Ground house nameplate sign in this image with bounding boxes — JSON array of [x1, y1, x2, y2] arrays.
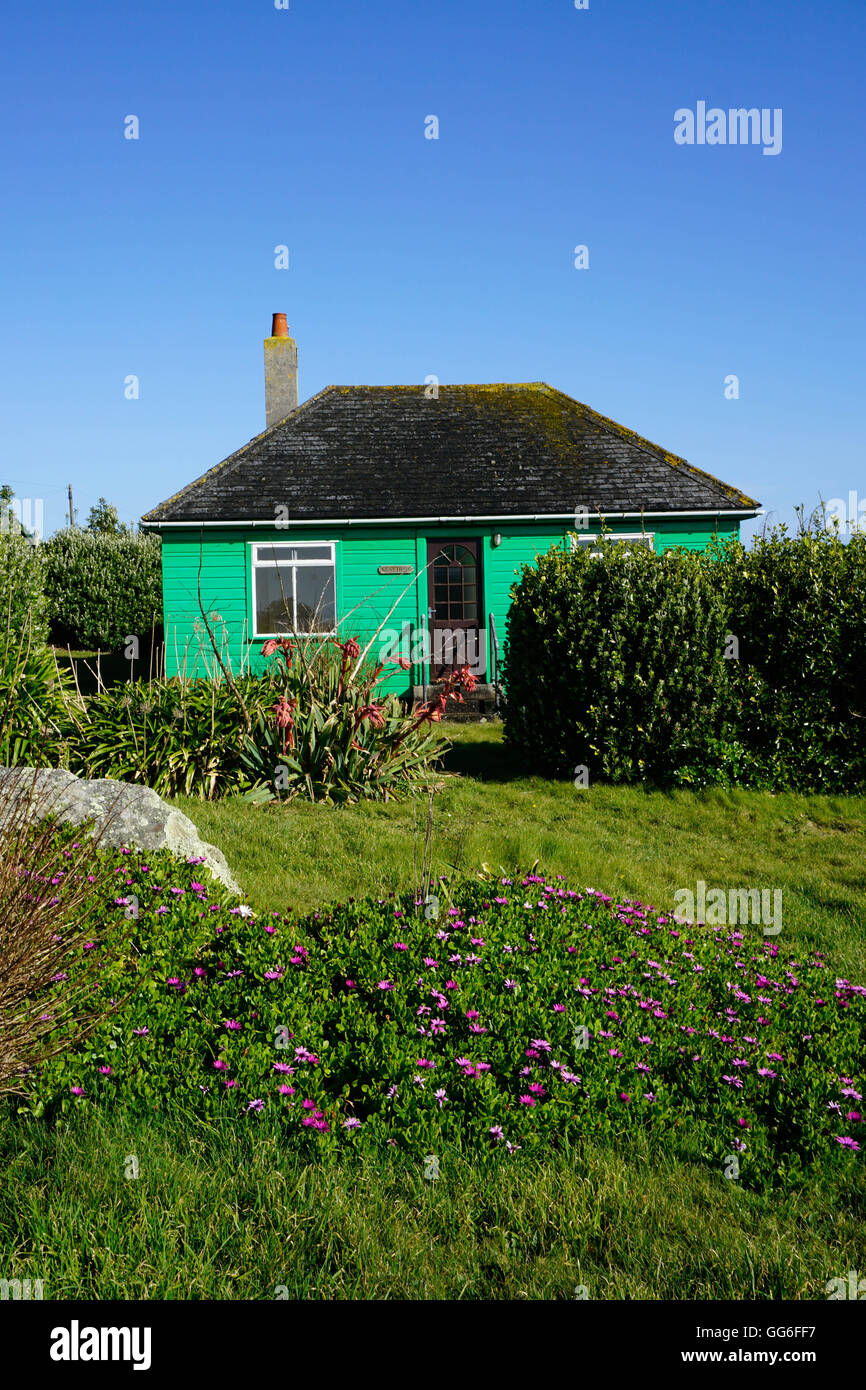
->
[[378, 564, 415, 575]]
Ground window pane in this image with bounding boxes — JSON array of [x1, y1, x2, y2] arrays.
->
[[255, 566, 294, 633], [255, 544, 296, 563], [292, 545, 332, 561], [255, 544, 332, 563], [295, 565, 336, 632]]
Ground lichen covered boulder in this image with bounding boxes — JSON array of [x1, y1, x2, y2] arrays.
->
[[0, 766, 241, 897]]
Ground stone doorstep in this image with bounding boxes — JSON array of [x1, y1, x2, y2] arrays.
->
[[408, 683, 501, 722], [411, 683, 497, 702]]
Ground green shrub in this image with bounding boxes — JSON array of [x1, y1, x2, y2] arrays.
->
[[711, 527, 866, 791], [0, 530, 47, 644], [504, 524, 866, 792], [65, 674, 273, 799], [503, 538, 732, 785], [41, 530, 162, 652], [60, 639, 456, 803], [23, 851, 866, 1192]]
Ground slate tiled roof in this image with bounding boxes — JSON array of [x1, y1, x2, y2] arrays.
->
[[141, 383, 760, 524]]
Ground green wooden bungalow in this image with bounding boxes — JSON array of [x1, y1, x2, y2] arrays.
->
[[141, 316, 761, 705]]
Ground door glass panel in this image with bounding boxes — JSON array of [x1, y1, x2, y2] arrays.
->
[[429, 542, 480, 625]]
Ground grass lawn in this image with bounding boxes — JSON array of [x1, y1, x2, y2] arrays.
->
[[173, 722, 866, 979], [2, 723, 863, 1301], [1, 1107, 861, 1300]]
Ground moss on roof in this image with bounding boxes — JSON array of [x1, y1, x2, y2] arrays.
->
[[142, 382, 760, 524]]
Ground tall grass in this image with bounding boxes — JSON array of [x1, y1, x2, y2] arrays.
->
[[0, 1106, 861, 1299]]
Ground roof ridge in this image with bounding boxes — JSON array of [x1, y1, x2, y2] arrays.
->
[[326, 382, 549, 391]]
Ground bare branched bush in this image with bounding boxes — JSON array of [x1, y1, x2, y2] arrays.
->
[[0, 770, 134, 1097]]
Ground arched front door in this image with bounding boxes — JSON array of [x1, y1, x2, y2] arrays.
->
[[426, 538, 482, 680]]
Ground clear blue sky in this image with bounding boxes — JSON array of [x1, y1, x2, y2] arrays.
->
[[2, 0, 864, 540]]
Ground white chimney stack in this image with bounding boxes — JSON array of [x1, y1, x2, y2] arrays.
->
[[264, 312, 298, 427]]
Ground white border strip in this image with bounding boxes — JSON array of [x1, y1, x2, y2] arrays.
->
[[142, 508, 762, 528]]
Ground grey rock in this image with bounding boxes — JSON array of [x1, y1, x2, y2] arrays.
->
[[0, 766, 242, 899]]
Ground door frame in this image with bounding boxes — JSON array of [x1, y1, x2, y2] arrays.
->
[[425, 536, 484, 683]]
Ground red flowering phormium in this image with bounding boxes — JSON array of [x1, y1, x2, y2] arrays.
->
[[273, 696, 296, 729], [272, 695, 297, 752], [357, 702, 386, 729], [262, 636, 293, 664], [412, 692, 448, 725]]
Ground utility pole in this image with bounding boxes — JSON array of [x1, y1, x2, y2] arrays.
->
[[68, 483, 75, 529]]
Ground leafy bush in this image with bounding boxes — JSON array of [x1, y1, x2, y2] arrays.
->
[[41, 529, 162, 651], [504, 524, 866, 791], [0, 529, 47, 644], [503, 538, 732, 785], [711, 526, 866, 791], [23, 850, 866, 1192], [53, 636, 463, 803], [239, 636, 461, 804]]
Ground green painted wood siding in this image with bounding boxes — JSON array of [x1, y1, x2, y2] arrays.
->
[[159, 517, 741, 687]]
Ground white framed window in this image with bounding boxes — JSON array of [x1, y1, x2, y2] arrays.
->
[[251, 542, 337, 636], [569, 533, 655, 557]]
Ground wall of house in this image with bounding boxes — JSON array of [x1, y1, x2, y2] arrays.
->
[[158, 516, 742, 690]]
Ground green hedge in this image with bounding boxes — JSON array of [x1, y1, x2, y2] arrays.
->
[[0, 530, 47, 644], [41, 530, 162, 652], [714, 527, 866, 790], [503, 526, 866, 792]]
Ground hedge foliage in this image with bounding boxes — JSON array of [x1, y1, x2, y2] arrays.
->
[[503, 524, 866, 792], [0, 529, 47, 644], [41, 530, 162, 651]]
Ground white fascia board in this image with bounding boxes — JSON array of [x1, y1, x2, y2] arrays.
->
[[142, 508, 763, 528]]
